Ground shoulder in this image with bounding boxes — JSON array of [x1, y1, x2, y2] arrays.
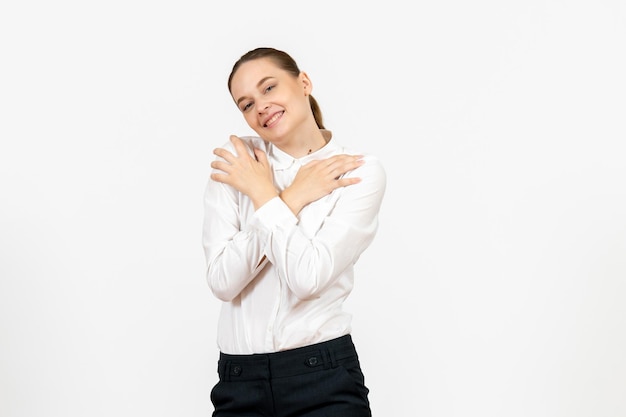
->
[[340, 145, 385, 174], [356, 153, 386, 187], [335, 146, 386, 190], [326, 139, 386, 180]]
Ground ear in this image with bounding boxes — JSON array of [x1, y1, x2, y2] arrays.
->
[[299, 71, 313, 96]]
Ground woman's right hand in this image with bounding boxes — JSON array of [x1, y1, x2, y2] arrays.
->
[[280, 154, 364, 215]]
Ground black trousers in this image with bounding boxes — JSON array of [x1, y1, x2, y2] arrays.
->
[[211, 334, 372, 417]]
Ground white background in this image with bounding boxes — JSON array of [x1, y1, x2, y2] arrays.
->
[[1, 1, 625, 416]]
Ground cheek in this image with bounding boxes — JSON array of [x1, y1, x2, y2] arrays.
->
[[295, 99, 313, 120], [244, 113, 258, 126]]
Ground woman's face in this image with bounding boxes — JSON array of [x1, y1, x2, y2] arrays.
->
[[229, 58, 312, 143]]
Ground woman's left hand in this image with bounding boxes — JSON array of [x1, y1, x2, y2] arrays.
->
[[210, 135, 278, 209]]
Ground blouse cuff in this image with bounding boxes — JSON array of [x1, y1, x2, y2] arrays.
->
[[253, 196, 298, 231]]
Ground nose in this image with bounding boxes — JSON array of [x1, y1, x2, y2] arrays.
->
[[257, 101, 270, 114]]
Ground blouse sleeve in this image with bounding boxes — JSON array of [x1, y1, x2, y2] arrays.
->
[[252, 155, 387, 300], [202, 140, 273, 302]]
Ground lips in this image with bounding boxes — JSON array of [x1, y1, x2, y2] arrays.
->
[[263, 111, 284, 128]]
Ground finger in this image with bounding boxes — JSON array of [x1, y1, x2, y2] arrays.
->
[[230, 135, 252, 158], [254, 148, 269, 164], [211, 160, 231, 173], [336, 177, 362, 187], [334, 155, 364, 167], [324, 154, 363, 170], [345, 158, 365, 172], [213, 147, 235, 162], [327, 158, 364, 178], [210, 172, 229, 184], [329, 154, 363, 163]]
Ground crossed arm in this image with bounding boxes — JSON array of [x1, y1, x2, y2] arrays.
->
[[210, 135, 364, 215], [203, 135, 385, 301]]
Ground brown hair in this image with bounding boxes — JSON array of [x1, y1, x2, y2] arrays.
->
[[228, 47, 325, 129]]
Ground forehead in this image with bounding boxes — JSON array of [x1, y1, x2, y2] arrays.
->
[[230, 58, 288, 97]]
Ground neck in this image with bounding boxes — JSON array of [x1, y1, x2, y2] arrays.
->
[[278, 128, 328, 158]]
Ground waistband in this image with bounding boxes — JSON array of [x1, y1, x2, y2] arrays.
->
[[217, 334, 358, 381]]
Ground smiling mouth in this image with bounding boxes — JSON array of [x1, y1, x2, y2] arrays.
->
[[264, 111, 284, 127]]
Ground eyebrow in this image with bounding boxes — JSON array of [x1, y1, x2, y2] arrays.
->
[[235, 76, 275, 106]]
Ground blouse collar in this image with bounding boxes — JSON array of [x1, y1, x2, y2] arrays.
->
[[269, 130, 338, 170]]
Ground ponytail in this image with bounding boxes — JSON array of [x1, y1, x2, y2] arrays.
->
[[308, 95, 325, 129]]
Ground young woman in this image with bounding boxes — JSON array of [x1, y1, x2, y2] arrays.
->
[[202, 47, 386, 416]]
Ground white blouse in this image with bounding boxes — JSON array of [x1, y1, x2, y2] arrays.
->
[[202, 131, 386, 354]]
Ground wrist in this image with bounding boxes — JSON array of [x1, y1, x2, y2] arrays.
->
[[251, 186, 279, 211], [279, 187, 305, 216]]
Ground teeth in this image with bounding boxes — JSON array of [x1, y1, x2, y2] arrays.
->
[[266, 112, 282, 126]]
